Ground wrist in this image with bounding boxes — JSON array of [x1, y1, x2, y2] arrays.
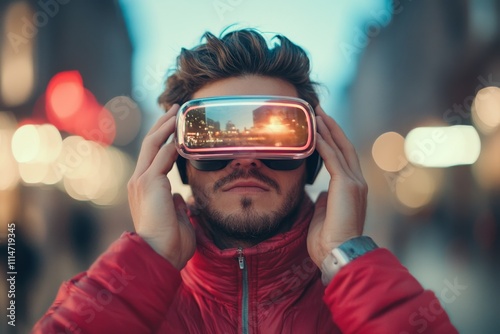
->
[[139, 234, 185, 270], [320, 236, 378, 285]]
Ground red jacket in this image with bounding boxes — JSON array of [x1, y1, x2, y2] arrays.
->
[[33, 198, 458, 333]]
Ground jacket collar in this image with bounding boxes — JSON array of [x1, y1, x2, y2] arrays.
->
[[181, 195, 320, 305]]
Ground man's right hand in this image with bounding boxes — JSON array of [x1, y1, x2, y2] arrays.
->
[[127, 104, 196, 270]]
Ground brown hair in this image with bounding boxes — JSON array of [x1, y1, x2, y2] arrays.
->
[[158, 29, 319, 108]]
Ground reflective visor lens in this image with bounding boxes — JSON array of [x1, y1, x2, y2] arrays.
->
[[175, 96, 316, 161], [190, 159, 305, 171]]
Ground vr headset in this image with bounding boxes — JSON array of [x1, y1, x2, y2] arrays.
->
[[175, 96, 323, 184]]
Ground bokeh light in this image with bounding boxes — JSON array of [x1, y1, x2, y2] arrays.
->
[[0, 112, 20, 190], [472, 130, 500, 190], [405, 125, 481, 167], [11, 123, 63, 165], [36, 124, 63, 163], [11, 123, 64, 185], [57, 136, 96, 180], [104, 96, 142, 146], [0, 1, 35, 106], [91, 146, 134, 206], [47, 71, 85, 120], [395, 167, 442, 212], [58, 136, 133, 205], [19, 161, 49, 184], [472, 86, 500, 134], [8, 124, 131, 198], [41, 163, 63, 185], [372, 131, 407, 172], [45, 71, 116, 146], [11, 124, 40, 163]]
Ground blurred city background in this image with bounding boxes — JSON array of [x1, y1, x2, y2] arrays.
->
[[0, 0, 499, 333]]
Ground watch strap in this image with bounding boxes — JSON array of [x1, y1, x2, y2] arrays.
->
[[321, 236, 378, 285]]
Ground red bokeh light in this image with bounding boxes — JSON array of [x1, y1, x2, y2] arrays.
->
[[44, 71, 116, 145], [47, 72, 84, 120]]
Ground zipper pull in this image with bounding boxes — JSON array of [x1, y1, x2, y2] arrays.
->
[[237, 247, 245, 270]]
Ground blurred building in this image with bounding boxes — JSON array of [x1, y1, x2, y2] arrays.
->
[[0, 0, 133, 333], [346, 1, 500, 332]]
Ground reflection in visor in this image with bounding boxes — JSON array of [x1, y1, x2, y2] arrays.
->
[[184, 104, 308, 149]]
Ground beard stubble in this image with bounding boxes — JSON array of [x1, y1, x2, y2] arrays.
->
[[190, 168, 306, 244]]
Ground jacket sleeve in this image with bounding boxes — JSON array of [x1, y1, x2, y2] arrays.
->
[[32, 232, 182, 334], [323, 248, 459, 334]]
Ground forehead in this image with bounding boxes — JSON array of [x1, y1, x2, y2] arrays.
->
[[192, 76, 298, 99]]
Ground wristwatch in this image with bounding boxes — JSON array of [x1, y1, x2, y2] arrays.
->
[[320, 236, 378, 285]]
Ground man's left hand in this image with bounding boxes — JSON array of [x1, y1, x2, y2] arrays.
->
[[307, 106, 368, 269]]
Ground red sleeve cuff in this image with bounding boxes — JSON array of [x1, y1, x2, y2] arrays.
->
[[324, 248, 458, 334]]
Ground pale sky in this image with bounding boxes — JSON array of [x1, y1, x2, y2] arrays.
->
[[119, 0, 390, 129]]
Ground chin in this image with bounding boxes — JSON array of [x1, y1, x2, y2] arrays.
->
[[215, 195, 276, 213]]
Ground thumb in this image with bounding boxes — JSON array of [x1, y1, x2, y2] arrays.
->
[[173, 193, 190, 224], [315, 191, 328, 210], [311, 192, 328, 222]]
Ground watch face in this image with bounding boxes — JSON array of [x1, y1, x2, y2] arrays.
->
[[338, 236, 378, 260]]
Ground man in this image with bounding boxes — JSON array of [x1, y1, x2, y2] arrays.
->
[[33, 29, 457, 333]]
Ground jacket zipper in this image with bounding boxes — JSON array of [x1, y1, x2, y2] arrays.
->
[[238, 247, 249, 334]]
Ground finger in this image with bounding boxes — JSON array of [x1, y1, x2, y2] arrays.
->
[[316, 132, 347, 178], [310, 191, 328, 231], [316, 118, 354, 178], [148, 140, 179, 176], [313, 191, 328, 212], [173, 193, 191, 225], [315, 106, 358, 164], [132, 104, 179, 176], [315, 106, 363, 177], [146, 104, 180, 136], [316, 106, 363, 176], [173, 193, 187, 211], [133, 115, 177, 176], [316, 115, 340, 151]]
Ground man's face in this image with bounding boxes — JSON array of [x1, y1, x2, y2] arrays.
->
[[186, 76, 308, 244]]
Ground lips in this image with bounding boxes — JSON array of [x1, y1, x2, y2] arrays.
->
[[222, 180, 271, 192]]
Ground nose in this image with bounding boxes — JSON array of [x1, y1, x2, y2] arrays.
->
[[229, 158, 263, 169]]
